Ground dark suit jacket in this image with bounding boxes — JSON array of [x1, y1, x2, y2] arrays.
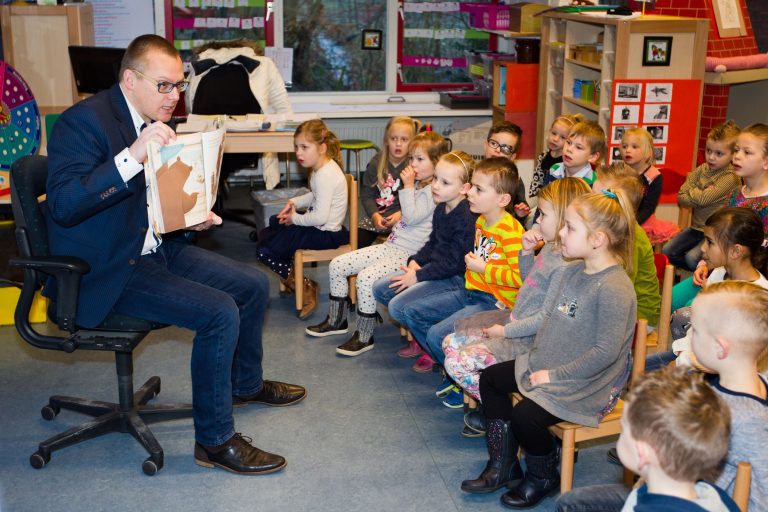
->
[[46, 84, 151, 327]]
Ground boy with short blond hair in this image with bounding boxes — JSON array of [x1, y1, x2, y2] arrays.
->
[[546, 120, 607, 187], [691, 281, 768, 511], [618, 366, 738, 511]]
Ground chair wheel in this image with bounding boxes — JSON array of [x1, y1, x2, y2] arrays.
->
[[30, 451, 49, 469], [142, 457, 162, 476], [41, 404, 59, 420]]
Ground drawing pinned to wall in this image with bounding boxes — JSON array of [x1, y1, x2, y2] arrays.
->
[[645, 125, 668, 143], [614, 104, 639, 124], [653, 146, 666, 165], [643, 104, 670, 123], [712, 0, 747, 37], [611, 125, 635, 144], [611, 147, 622, 164], [645, 83, 672, 103], [615, 83, 641, 102]]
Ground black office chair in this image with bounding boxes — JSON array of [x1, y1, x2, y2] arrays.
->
[[9, 155, 193, 475]]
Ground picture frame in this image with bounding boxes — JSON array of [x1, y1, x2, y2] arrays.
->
[[642, 36, 672, 67], [711, 0, 747, 38], [361, 29, 382, 51]]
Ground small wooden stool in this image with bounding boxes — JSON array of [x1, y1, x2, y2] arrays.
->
[[340, 139, 378, 183]]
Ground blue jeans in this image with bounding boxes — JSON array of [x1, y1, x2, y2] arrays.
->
[[554, 484, 629, 512], [112, 236, 269, 446], [662, 227, 703, 271], [391, 279, 498, 365]]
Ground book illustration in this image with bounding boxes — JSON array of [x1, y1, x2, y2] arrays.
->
[[145, 127, 225, 234]]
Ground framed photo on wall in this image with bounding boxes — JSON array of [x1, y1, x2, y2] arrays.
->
[[361, 29, 382, 50], [642, 37, 672, 66], [712, 0, 747, 38]]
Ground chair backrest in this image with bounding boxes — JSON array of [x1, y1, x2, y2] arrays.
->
[[733, 461, 752, 512], [653, 253, 674, 352], [630, 319, 648, 387], [10, 155, 50, 261], [345, 173, 358, 250]]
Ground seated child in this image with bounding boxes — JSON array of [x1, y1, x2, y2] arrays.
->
[[440, 178, 591, 436], [305, 132, 449, 356], [483, 122, 530, 223], [555, 366, 739, 512], [664, 121, 740, 271], [691, 281, 768, 511], [358, 116, 420, 248], [544, 120, 606, 188], [256, 119, 348, 318], [372, 151, 477, 360], [619, 127, 679, 245], [387, 157, 524, 406], [592, 163, 661, 328], [529, 114, 585, 197]]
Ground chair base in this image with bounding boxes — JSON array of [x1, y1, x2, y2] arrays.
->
[[31, 376, 193, 476]]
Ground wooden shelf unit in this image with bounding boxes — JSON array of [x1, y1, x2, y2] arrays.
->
[[535, 12, 708, 151]]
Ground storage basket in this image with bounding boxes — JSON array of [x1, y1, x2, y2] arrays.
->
[[460, 3, 512, 30]]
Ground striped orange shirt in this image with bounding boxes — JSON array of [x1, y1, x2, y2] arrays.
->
[[465, 212, 524, 308]]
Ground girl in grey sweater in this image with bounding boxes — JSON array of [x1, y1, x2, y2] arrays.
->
[[443, 178, 592, 403], [461, 190, 638, 509]]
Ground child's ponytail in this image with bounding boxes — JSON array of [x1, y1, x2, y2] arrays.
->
[[294, 119, 343, 174]]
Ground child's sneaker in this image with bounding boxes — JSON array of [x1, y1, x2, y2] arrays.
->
[[412, 353, 435, 373], [435, 376, 455, 398], [461, 425, 484, 438], [397, 339, 423, 358], [441, 385, 464, 409]]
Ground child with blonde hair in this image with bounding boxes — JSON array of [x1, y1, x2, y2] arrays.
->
[[462, 189, 637, 508], [256, 119, 348, 318], [441, 178, 590, 436], [620, 127, 678, 244], [545, 120, 606, 187], [664, 121, 741, 271], [529, 114, 585, 197], [358, 116, 421, 248], [306, 131, 449, 357], [372, 151, 477, 360]]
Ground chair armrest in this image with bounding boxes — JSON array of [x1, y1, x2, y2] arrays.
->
[[9, 255, 90, 334]]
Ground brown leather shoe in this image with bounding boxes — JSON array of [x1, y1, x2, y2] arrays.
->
[[195, 433, 286, 475], [298, 278, 318, 320], [279, 267, 296, 297], [233, 380, 307, 407]]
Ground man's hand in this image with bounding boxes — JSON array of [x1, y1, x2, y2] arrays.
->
[[465, 252, 486, 273], [389, 264, 418, 293], [529, 370, 550, 386], [482, 324, 505, 339], [188, 211, 223, 231], [401, 166, 416, 189], [381, 211, 402, 228], [128, 121, 176, 164]]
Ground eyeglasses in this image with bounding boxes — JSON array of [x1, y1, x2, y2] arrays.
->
[[131, 68, 189, 94], [486, 138, 515, 156]]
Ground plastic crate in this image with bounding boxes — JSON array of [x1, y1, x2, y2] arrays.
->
[[460, 2, 512, 30], [250, 187, 310, 232]]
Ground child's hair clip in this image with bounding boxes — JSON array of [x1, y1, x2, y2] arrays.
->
[[601, 189, 617, 199]]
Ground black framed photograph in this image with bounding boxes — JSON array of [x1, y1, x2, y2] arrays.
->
[[362, 29, 382, 50], [642, 36, 672, 66]]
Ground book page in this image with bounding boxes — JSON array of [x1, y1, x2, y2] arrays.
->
[[201, 127, 226, 210]]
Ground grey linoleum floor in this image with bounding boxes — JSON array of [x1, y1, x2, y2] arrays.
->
[[0, 184, 621, 512]]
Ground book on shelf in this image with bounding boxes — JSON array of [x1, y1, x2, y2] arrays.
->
[[144, 127, 226, 234]]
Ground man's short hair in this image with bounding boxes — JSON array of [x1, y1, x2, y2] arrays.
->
[[569, 121, 607, 163], [119, 34, 180, 80], [626, 366, 731, 482], [596, 163, 643, 212], [488, 122, 523, 153], [475, 157, 518, 196], [698, 281, 768, 360]]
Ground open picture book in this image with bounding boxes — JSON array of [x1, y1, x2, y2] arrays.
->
[[144, 127, 226, 234]]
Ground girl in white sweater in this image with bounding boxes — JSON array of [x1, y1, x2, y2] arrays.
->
[[256, 120, 348, 318], [306, 131, 450, 357]]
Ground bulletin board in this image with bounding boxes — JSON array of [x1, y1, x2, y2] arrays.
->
[[608, 79, 702, 204]]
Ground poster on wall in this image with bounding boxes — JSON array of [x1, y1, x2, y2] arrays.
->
[[609, 79, 703, 203], [92, 0, 155, 49]]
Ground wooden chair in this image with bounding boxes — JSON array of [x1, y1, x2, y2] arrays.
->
[[646, 253, 674, 352], [546, 319, 648, 493], [285, 174, 358, 316], [733, 461, 752, 512]]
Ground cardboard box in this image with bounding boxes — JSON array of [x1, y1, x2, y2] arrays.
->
[[508, 3, 549, 33], [0, 286, 49, 325]]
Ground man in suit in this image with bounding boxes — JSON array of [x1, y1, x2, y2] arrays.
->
[[45, 34, 305, 475]]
